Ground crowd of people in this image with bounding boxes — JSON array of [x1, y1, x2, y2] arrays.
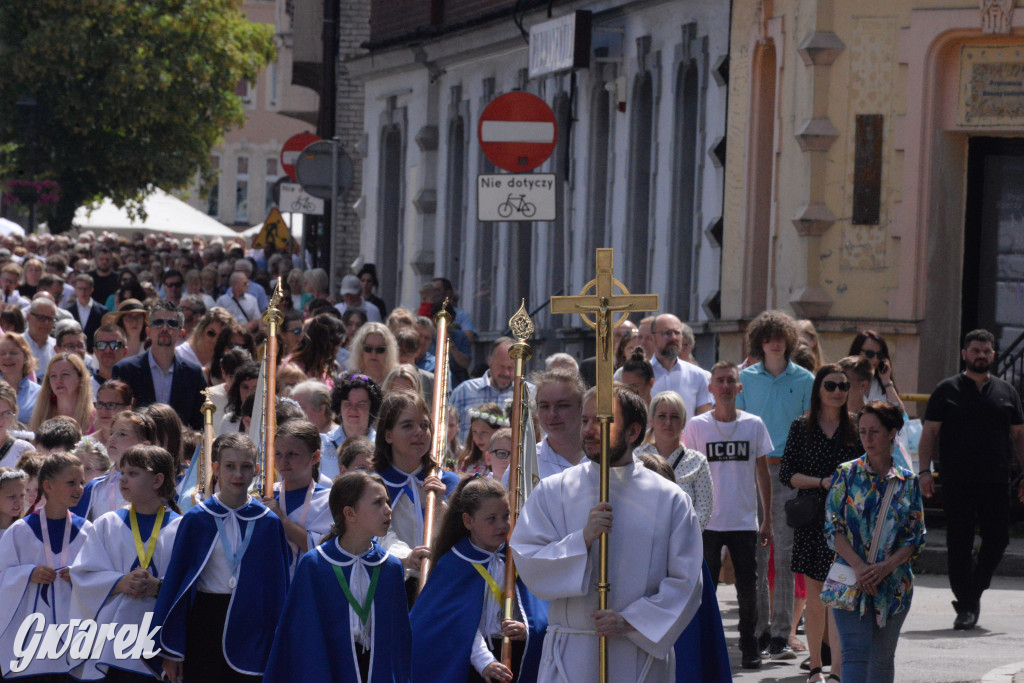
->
[[0, 227, 1019, 683]]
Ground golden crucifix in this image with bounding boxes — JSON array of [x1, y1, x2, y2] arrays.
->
[[550, 248, 658, 683]]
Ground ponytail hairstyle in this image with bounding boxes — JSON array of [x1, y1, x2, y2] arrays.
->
[[120, 445, 183, 514], [373, 390, 431, 473], [431, 475, 507, 565], [112, 410, 155, 444], [275, 419, 322, 481], [459, 402, 506, 471], [622, 347, 655, 383], [33, 452, 83, 511], [320, 471, 389, 545]]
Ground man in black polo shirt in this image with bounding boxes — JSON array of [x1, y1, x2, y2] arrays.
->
[[919, 329, 1024, 631]]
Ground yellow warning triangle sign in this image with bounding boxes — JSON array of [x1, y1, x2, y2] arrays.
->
[[253, 207, 295, 252]]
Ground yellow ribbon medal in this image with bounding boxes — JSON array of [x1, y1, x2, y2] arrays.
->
[[130, 505, 165, 570], [472, 562, 504, 604]]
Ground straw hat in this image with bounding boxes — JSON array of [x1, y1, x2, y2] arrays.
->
[[100, 299, 149, 327]]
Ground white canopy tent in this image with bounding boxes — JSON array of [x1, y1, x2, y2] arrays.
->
[[0, 218, 26, 237], [72, 187, 242, 238]]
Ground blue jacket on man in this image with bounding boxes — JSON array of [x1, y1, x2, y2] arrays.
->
[[112, 352, 207, 429]]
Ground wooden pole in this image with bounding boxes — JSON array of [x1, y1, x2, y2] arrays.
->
[[418, 300, 452, 590]]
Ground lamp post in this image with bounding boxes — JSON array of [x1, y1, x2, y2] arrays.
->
[[15, 94, 39, 233]]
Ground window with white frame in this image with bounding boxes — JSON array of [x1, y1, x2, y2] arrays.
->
[[235, 156, 249, 224]]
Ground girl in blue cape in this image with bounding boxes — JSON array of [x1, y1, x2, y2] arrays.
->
[[411, 476, 547, 683], [372, 390, 460, 602], [152, 433, 290, 683], [265, 471, 411, 682]]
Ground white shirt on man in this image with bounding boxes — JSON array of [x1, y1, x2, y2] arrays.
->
[[75, 299, 96, 328], [683, 411, 773, 532], [333, 299, 381, 323], [27, 335, 56, 374], [651, 358, 712, 420], [216, 292, 261, 326]]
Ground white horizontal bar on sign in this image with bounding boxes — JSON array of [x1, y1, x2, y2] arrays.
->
[[480, 121, 555, 144]]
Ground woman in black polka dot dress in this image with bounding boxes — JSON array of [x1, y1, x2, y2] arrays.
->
[[780, 364, 862, 682]]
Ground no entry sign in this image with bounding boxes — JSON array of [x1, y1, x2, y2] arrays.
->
[[478, 92, 557, 173], [280, 132, 321, 181]]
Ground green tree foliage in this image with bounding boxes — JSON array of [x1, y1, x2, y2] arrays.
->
[[0, 0, 276, 232]]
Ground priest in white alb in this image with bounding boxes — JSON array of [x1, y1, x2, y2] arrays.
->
[[510, 383, 704, 682]]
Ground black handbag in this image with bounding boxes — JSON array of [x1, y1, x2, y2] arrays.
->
[[785, 491, 824, 529]]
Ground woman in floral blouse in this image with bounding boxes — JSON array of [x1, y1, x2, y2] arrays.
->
[[822, 401, 925, 683]]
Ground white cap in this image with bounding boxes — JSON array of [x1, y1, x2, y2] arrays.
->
[[340, 274, 361, 296]]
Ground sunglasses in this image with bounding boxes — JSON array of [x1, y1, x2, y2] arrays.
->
[[289, 328, 303, 336], [823, 381, 851, 393], [94, 340, 125, 351], [96, 401, 128, 411], [489, 449, 511, 460], [363, 344, 387, 355], [149, 318, 182, 329], [861, 350, 880, 359], [164, 281, 183, 288]]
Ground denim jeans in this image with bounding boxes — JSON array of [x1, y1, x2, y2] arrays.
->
[[832, 606, 909, 683]]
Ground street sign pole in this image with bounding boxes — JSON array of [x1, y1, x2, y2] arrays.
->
[[330, 137, 339, 295]]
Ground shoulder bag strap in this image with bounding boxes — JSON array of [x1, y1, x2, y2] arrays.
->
[[867, 477, 898, 564], [672, 448, 687, 470]]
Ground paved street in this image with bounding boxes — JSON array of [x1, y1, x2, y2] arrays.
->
[[719, 574, 1024, 682]]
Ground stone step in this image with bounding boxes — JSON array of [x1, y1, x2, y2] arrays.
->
[[913, 528, 1024, 577]]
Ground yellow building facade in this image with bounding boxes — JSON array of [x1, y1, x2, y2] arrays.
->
[[721, 0, 1024, 396]]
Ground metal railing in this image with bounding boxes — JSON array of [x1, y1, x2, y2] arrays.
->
[[995, 329, 1024, 398]]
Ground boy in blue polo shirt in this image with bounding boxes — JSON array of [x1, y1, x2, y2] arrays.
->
[[737, 310, 813, 661]]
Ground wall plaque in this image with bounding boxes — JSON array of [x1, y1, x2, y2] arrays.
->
[[959, 45, 1024, 126]]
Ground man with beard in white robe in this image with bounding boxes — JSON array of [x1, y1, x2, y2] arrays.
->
[[510, 383, 704, 682]]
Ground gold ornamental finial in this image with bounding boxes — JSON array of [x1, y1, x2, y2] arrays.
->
[[200, 387, 215, 414], [509, 300, 534, 342], [269, 278, 284, 311]]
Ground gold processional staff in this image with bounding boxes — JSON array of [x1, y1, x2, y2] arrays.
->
[[550, 248, 658, 683], [502, 300, 533, 669]]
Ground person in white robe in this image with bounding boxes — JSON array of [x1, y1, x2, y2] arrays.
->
[[69, 506, 182, 679], [511, 383, 704, 683], [0, 512, 92, 678]]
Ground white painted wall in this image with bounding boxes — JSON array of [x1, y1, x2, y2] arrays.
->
[[350, 0, 730, 361]]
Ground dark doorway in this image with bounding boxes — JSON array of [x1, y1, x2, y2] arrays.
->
[[962, 137, 1024, 354]]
